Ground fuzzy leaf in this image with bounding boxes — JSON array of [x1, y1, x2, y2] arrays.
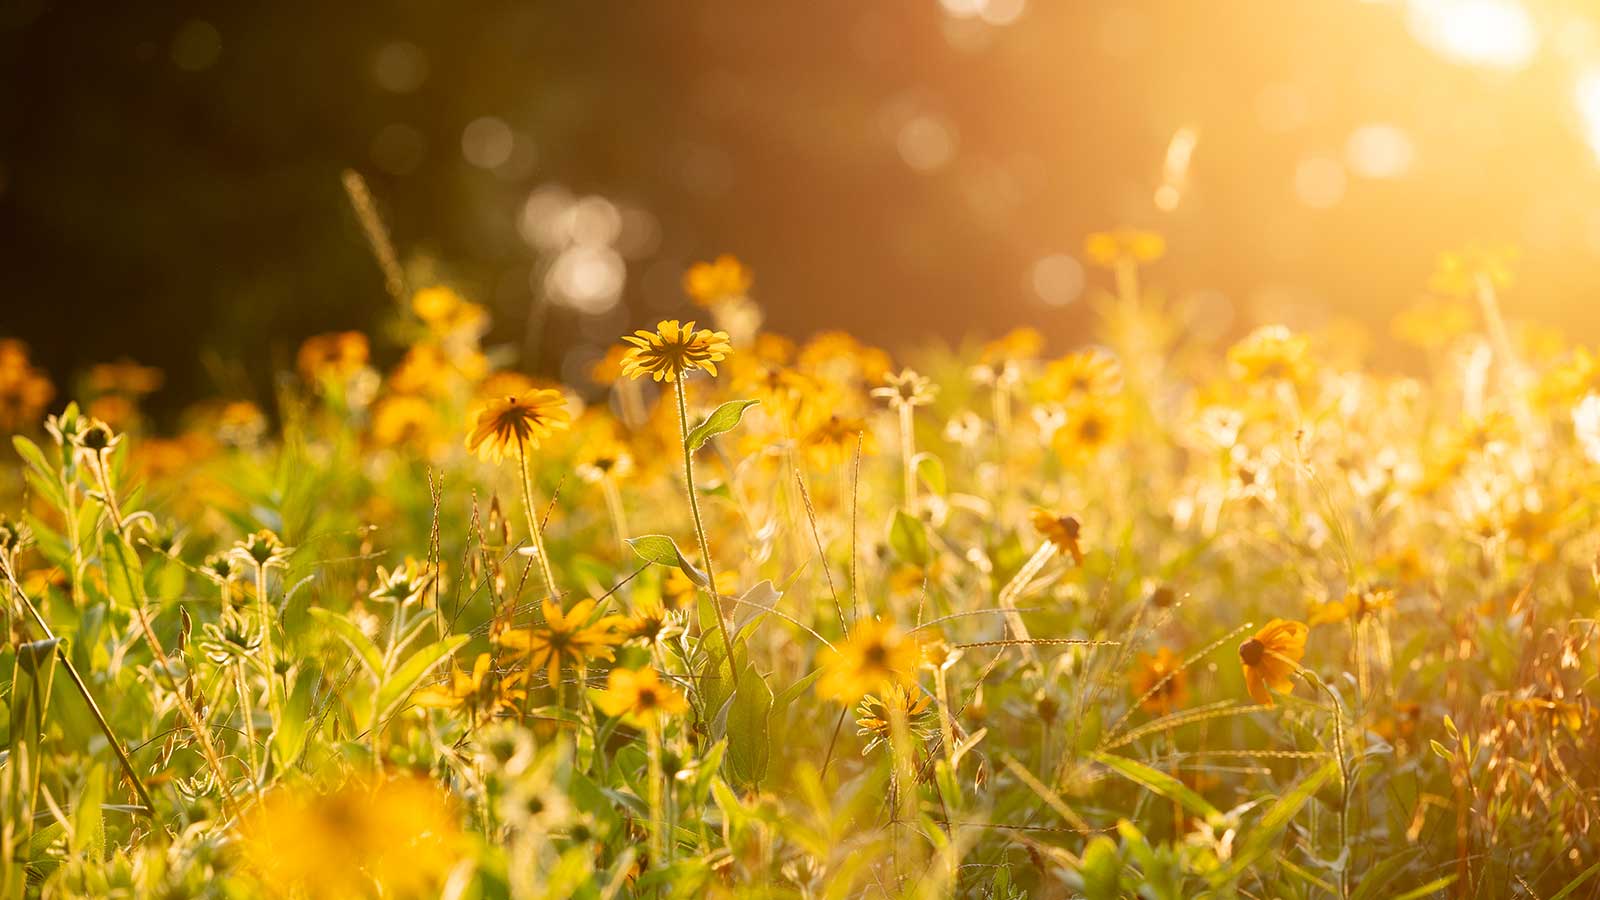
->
[[373, 634, 470, 726], [687, 399, 760, 451]]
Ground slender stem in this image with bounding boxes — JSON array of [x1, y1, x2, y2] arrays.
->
[[2, 568, 157, 817], [898, 403, 916, 509], [516, 439, 558, 600], [600, 477, 629, 552], [674, 380, 737, 669], [933, 666, 956, 775], [1308, 672, 1352, 900], [647, 719, 667, 866], [235, 665, 261, 794]]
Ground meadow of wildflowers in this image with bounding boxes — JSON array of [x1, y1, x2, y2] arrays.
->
[[3, 232, 1600, 899]]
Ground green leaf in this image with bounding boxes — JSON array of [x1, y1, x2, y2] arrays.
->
[[101, 536, 144, 608], [1079, 835, 1122, 900], [373, 635, 469, 726], [271, 668, 317, 769], [888, 509, 930, 567], [13, 436, 66, 511], [913, 452, 946, 495], [1551, 860, 1600, 900], [71, 763, 106, 858], [726, 665, 773, 787], [627, 534, 708, 587], [1392, 876, 1458, 900], [308, 608, 384, 678], [686, 399, 760, 451], [1092, 751, 1220, 822], [1212, 758, 1339, 885]]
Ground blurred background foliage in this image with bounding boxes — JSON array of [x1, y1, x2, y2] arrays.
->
[[5, 0, 1600, 419]]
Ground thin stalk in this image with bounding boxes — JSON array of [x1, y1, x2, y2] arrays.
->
[[897, 403, 917, 509], [647, 720, 667, 866], [1307, 671, 1352, 900], [516, 439, 559, 600], [3, 571, 157, 818], [933, 666, 957, 775], [599, 477, 630, 552], [673, 380, 737, 670], [235, 665, 261, 794]]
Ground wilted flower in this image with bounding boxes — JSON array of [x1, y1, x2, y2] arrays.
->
[[200, 609, 263, 666], [1030, 508, 1084, 564]]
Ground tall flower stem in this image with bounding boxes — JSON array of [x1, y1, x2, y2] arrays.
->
[[897, 403, 917, 509], [674, 381, 737, 669], [646, 720, 668, 866], [515, 439, 558, 601], [235, 665, 261, 793]]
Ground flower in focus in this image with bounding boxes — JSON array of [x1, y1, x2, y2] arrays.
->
[[496, 598, 626, 688], [683, 254, 753, 307], [413, 653, 527, 719], [466, 389, 571, 462], [1030, 508, 1084, 565], [237, 776, 461, 900], [817, 617, 919, 704], [0, 340, 55, 431], [1084, 228, 1165, 268], [619, 319, 733, 383], [594, 666, 688, 725], [1238, 619, 1309, 707], [1129, 647, 1189, 715], [1227, 325, 1312, 385], [854, 684, 935, 754], [622, 595, 684, 647]]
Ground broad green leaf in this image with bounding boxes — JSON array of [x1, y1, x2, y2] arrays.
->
[[373, 634, 469, 726], [271, 667, 317, 769], [71, 764, 106, 858], [1213, 758, 1339, 885], [307, 607, 383, 678], [1093, 751, 1220, 822], [101, 536, 144, 609], [687, 399, 760, 451], [13, 436, 66, 510], [726, 665, 773, 787], [888, 509, 930, 567], [627, 534, 708, 587]]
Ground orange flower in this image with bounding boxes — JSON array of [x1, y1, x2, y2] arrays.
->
[[683, 254, 753, 307], [465, 389, 570, 462], [1130, 647, 1189, 714], [594, 666, 688, 725], [1238, 619, 1308, 707], [1030, 508, 1084, 564]]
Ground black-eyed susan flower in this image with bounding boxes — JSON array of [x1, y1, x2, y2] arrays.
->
[[1227, 325, 1313, 385], [872, 368, 938, 410], [1129, 646, 1189, 714], [86, 358, 164, 397], [296, 331, 370, 384], [594, 666, 688, 725], [200, 609, 263, 666], [575, 438, 635, 484], [854, 684, 935, 754], [495, 598, 625, 688], [802, 414, 875, 468], [683, 254, 753, 307], [817, 617, 920, 704], [413, 653, 527, 719], [369, 556, 436, 606], [1239, 619, 1309, 707], [1030, 507, 1084, 565], [1307, 586, 1394, 627], [465, 389, 571, 462], [619, 319, 733, 383], [1040, 349, 1122, 402], [1051, 398, 1121, 463]]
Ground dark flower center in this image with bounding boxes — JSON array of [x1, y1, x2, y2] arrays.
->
[[1239, 638, 1266, 666]]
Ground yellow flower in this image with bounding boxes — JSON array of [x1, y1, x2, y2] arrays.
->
[[412, 285, 465, 324], [1083, 228, 1166, 268], [216, 400, 268, 446], [980, 327, 1044, 365], [589, 344, 631, 386], [594, 666, 688, 724], [854, 683, 935, 753], [1039, 349, 1122, 403], [1051, 398, 1121, 463], [238, 776, 462, 900], [1239, 619, 1308, 707], [371, 394, 438, 448], [1030, 507, 1084, 564], [683, 254, 753, 307], [496, 597, 625, 688], [799, 331, 893, 384], [1227, 325, 1312, 385], [802, 414, 876, 468], [620, 319, 733, 383], [1306, 587, 1393, 628], [413, 653, 527, 718], [369, 556, 437, 606], [872, 368, 938, 409], [1129, 647, 1189, 714], [576, 438, 635, 483], [465, 389, 571, 462], [1391, 299, 1476, 351], [817, 618, 920, 704], [296, 331, 370, 383], [1429, 244, 1517, 298], [621, 595, 683, 646]]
